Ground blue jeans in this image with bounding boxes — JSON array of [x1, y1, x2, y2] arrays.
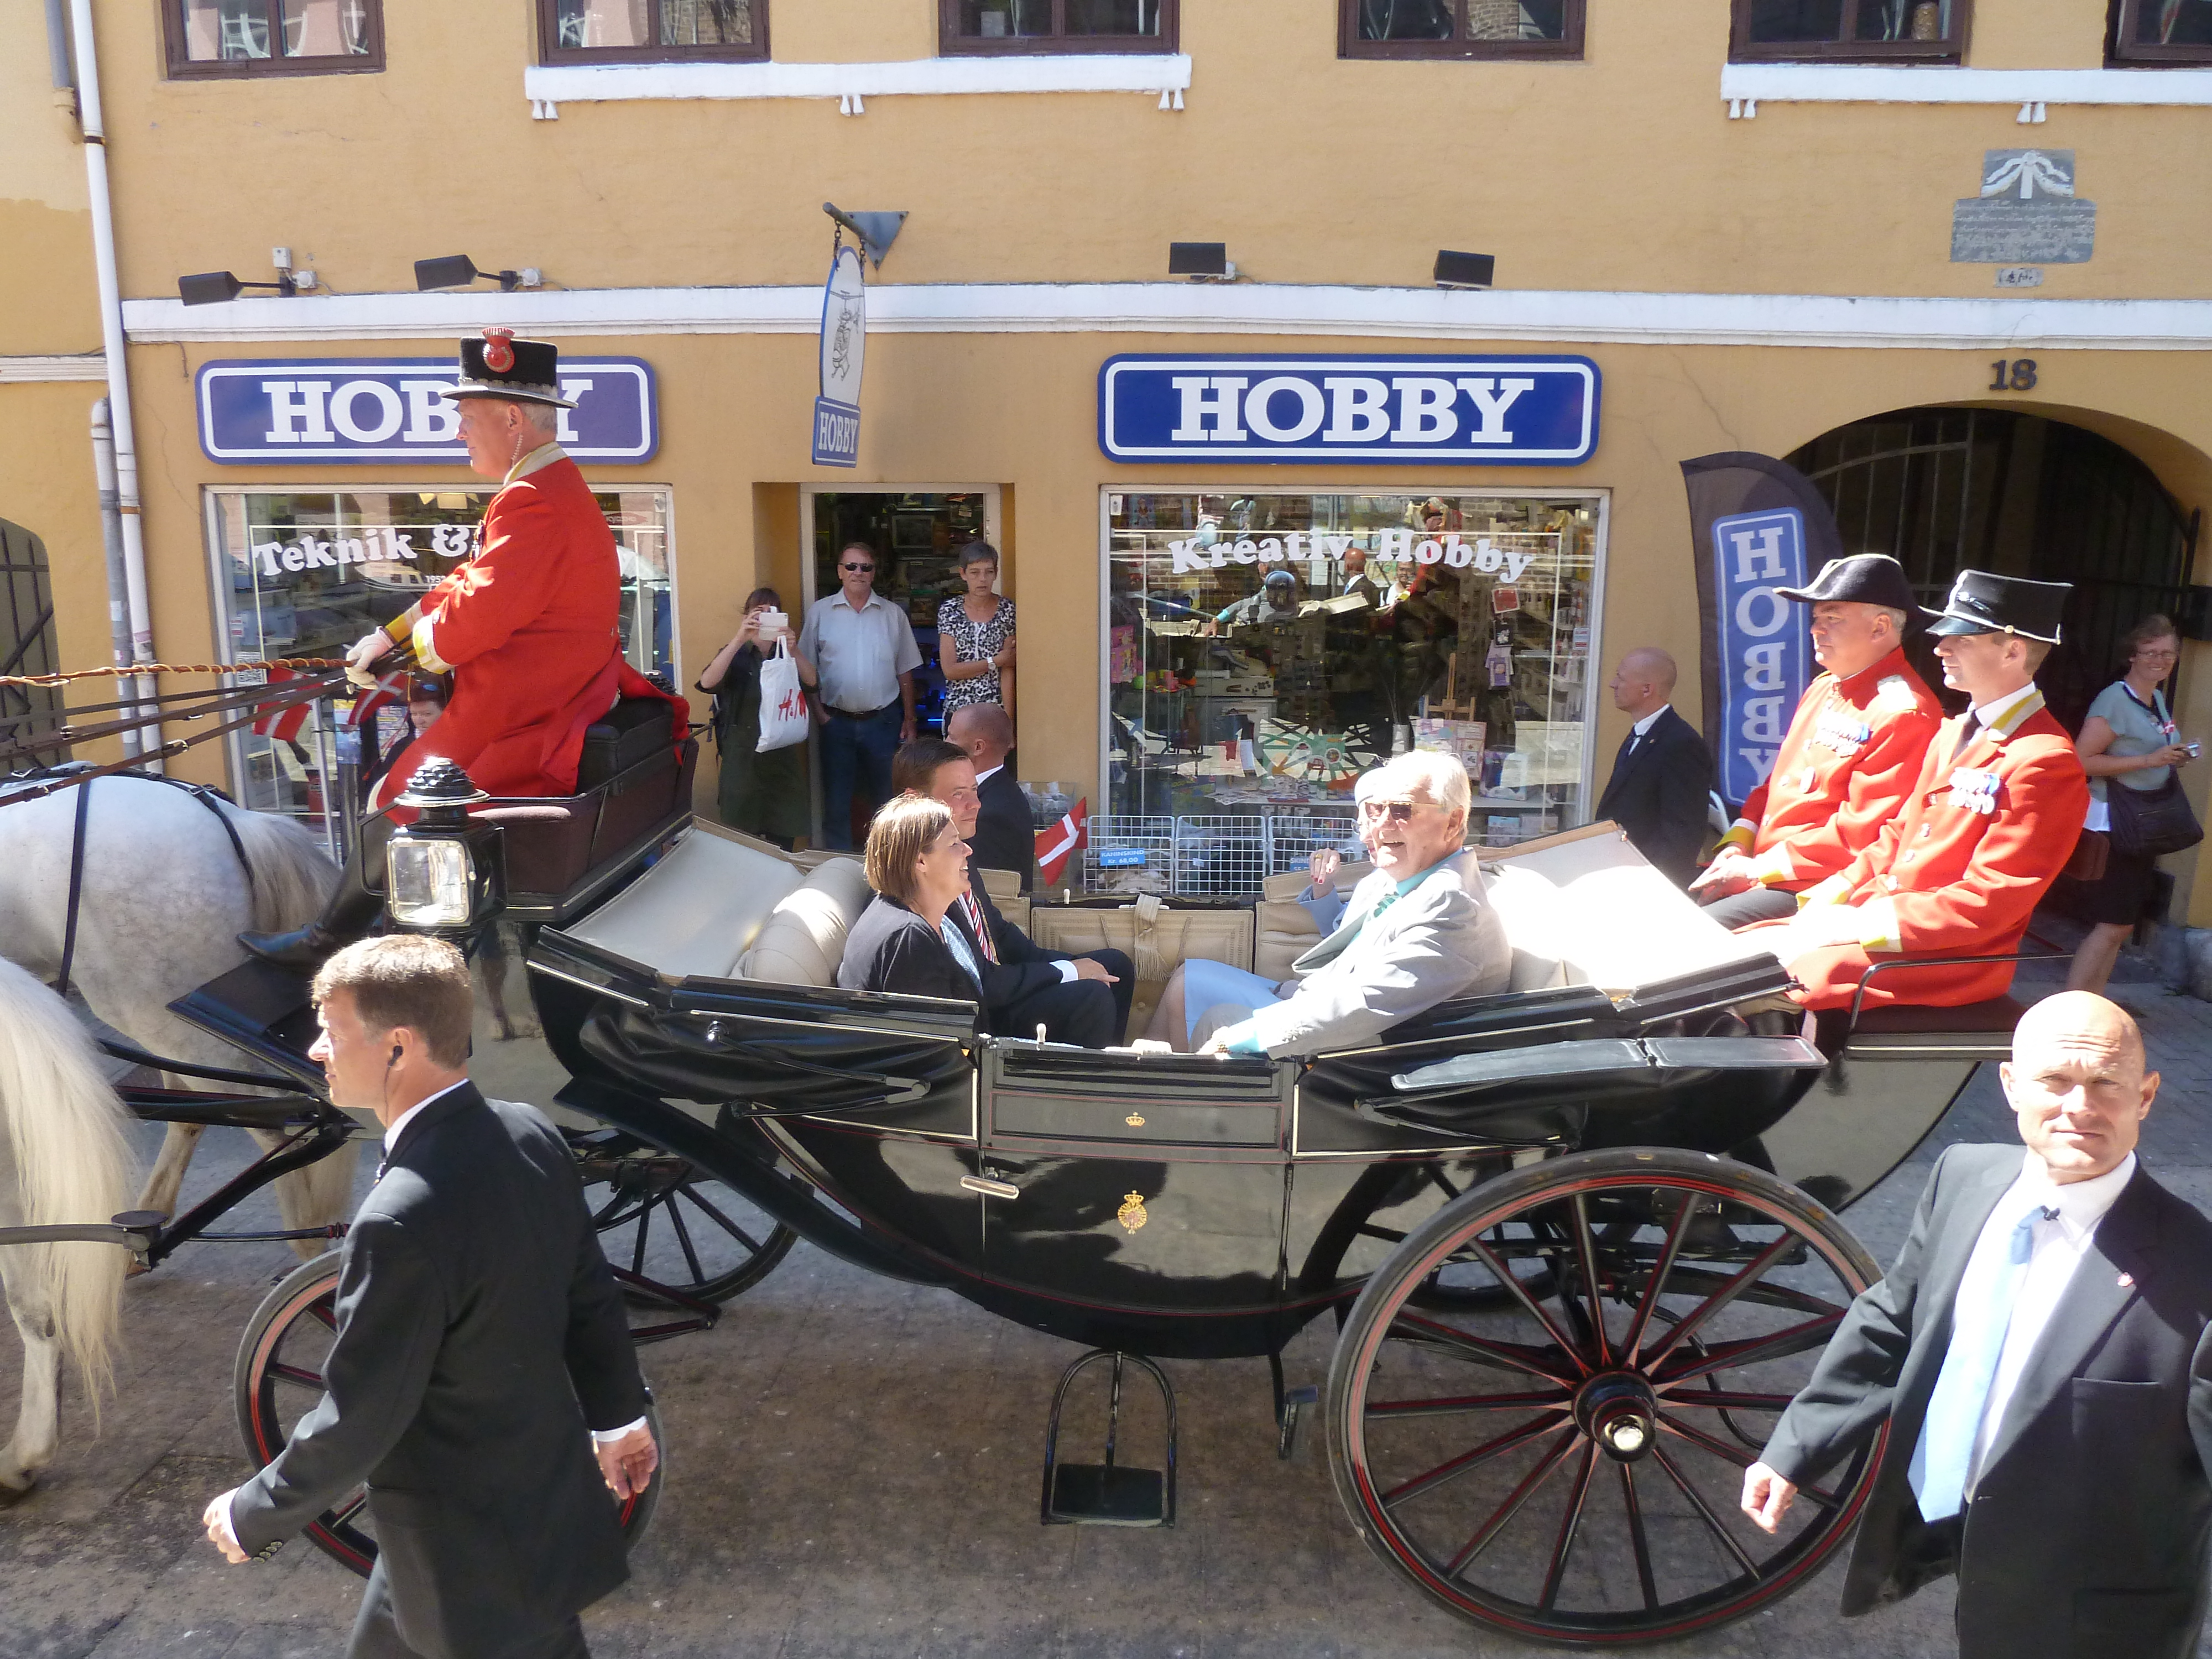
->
[[818, 703, 902, 850]]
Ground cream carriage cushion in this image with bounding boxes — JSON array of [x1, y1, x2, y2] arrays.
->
[[737, 857, 873, 987]]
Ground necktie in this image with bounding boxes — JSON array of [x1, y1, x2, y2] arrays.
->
[[1907, 1207, 2049, 1521], [1948, 713, 1985, 764], [959, 890, 1000, 966]]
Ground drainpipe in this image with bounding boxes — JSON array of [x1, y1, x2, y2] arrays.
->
[[45, 0, 72, 91], [69, 0, 162, 772], [89, 399, 139, 758]]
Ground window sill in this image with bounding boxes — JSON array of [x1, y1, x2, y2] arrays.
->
[[521, 53, 1193, 118], [1721, 61, 2212, 121]]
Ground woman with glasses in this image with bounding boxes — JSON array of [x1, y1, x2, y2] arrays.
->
[[837, 795, 987, 1004], [936, 541, 1016, 717], [2067, 614, 2196, 992]]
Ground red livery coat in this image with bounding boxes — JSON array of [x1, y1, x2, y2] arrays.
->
[[369, 448, 681, 811], [1719, 647, 1944, 891], [1771, 690, 2089, 1010]]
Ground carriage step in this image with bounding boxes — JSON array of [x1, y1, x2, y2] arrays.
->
[[1040, 1349, 1177, 1528]]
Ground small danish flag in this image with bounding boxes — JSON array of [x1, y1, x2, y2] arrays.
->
[[1035, 798, 1087, 889], [249, 666, 313, 744]]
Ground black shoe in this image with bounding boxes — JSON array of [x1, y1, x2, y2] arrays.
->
[[237, 924, 348, 974]]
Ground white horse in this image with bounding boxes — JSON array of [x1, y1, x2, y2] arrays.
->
[[0, 957, 135, 1500], [0, 775, 356, 1253]]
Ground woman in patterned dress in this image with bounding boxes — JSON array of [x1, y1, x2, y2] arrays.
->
[[936, 541, 1015, 717]]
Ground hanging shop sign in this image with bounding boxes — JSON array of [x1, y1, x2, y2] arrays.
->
[[812, 244, 867, 468], [1098, 353, 1600, 465], [195, 358, 656, 465]]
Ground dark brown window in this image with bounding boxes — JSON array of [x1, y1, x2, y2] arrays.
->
[[540, 0, 767, 63], [2109, 0, 2212, 62], [165, 0, 383, 78], [1340, 0, 1584, 60], [1729, 0, 1970, 61], [941, 0, 1177, 55]]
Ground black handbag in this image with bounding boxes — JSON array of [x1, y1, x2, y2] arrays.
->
[[2109, 773, 2202, 859]]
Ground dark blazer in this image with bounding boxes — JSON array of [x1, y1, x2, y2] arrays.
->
[[945, 881, 1067, 1010], [1592, 705, 1712, 886], [970, 766, 1038, 893], [229, 1085, 646, 1659], [1762, 1144, 2212, 1659], [836, 893, 984, 1004]]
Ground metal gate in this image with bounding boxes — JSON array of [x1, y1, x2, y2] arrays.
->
[[0, 518, 67, 768]]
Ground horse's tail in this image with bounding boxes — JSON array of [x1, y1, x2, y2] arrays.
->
[[218, 802, 340, 935], [0, 959, 135, 1410]]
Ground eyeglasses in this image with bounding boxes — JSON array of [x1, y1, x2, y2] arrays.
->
[[840, 562, 874, 574], [1358, 798, 1434, 824]]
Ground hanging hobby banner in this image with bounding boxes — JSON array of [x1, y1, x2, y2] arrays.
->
[[196, 358, 656, 464], [1098, 353, 1600, 465], [1682, 451, 1843, 808], [812, 244, 867, 468]]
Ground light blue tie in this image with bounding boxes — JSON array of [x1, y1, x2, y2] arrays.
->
[[1908, 1208, 2047, 1521]]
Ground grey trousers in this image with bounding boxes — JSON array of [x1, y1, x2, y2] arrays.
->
[[1697, 884, 1801, 931], [347, 1557, 591, 1659]]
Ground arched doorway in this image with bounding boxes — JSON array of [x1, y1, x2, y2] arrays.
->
[[1786, 407, 2201, 731], [1, 518, 67, 768]]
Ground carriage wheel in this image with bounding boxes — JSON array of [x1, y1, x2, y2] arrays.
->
[[234, 1252, 664, 1578], [575, 1135, 796, 1304], [1326, 1147, 1884, 1647]]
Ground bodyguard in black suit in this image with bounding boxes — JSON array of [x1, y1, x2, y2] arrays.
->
[[1743, 992, 2212, 1659], [203, 936, 654, 1659], [1592, 646, 1713, 886], [947, 702, 1039, 893]]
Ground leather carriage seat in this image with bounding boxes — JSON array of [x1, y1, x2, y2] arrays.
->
[[575, 695, 677, 792], [735, 857, 873, 987], [565, 821, 805, 979]]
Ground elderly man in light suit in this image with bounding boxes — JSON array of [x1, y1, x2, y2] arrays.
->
[[1741, 992, 2212, 1659], [1144, 750, 1510, 1057]]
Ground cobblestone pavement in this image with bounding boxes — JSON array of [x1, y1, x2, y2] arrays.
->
[[4, 965, 2210, 1659]]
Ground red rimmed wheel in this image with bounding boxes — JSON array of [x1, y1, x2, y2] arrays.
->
[[234, 1252, 663, 1577], [1325, 1147, 1884, 1647]]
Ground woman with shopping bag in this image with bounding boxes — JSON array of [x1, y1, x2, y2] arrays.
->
[[698, 587, 810, 847]]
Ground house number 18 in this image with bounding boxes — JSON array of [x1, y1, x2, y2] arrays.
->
[[1989, 358, 2039, 391]]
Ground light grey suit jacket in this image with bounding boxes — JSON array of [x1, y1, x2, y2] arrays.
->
[[1244, 852, 1510, 1058]]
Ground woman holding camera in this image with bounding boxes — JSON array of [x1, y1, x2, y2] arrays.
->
[[698, 586, 808, 848]]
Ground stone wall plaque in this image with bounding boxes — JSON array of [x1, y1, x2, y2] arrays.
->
[[1952, 149, 2095, 264]]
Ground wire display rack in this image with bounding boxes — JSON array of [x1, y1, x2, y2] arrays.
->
[[1267, 807, 1363, 879], [1082, 815, 1176, 896], [1173, 815, 1271, 899]]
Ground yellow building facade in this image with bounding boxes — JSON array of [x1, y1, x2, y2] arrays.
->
[[8, 0, 2212, 920]]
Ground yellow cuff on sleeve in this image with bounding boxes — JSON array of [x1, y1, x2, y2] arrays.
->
[[1798, 874, 1850, 911], [1748, 845, 1797, 886], [1715, 822, 1756, 855], [411, 615, 451, 675], [1857, 896, 1900, 953]]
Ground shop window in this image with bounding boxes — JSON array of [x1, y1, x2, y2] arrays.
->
[[1104, 491, 1601, 893], [205, 488, 674, 822], [942, 0, 1177, 54], [1729, 0, 1968, 61], [540, 0, 766, 62], [2109, 0, 2212, 62], [168, 0, 382, 76], [1339, 0, 1584, 60]]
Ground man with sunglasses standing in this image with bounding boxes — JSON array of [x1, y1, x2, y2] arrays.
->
[[794, 541, 921, 849]]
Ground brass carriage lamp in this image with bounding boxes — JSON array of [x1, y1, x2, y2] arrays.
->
[[384, 758, 504, 935]]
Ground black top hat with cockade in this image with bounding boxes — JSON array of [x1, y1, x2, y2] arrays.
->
[[442, 327, 575, 408], [1776, 552, 1919, 615], [1921, 569, 2071, 644]]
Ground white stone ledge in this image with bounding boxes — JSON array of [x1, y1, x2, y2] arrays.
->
[[1722, 62, 2212, 121], [0, 354, 108, 383], [522, 53, 1191, 118]]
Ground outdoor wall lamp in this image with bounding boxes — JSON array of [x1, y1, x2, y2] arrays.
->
[[414, 255, 544, 293], [178, 248, 317, 305], [1170, 242, 1236, 282], [1433, 250, 1496, 290]]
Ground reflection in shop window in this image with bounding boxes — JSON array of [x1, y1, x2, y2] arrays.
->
[[1105, 491, 1600, 888], [543, 0, 764, 58], [1730, 0, 1965, 60], [173, 0, 381, 71], [206, 488, 674, 823]]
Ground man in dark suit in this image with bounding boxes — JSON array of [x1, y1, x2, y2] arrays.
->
[[1592, 646, 1712, 886], [202, 936, 655, 1659], [894, 738, 1134, 1046], [946, 702, 1039, 893], [1741, 992, 2212, 1659]]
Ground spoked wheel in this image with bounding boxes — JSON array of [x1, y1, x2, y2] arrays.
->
[[1327, 1147, 1884, 1647], [573, 1132, 795, 1303], [235, 1252, 664, 1577]]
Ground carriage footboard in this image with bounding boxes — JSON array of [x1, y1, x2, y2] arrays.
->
[[1371, 1035, 1828, 1133]]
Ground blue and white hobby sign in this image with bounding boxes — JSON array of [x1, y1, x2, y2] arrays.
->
[[196, 358, 657, 465], [1098, 353, 1599, 465], [1708, 507, 1813, 804], [812, 246, 866, 468]]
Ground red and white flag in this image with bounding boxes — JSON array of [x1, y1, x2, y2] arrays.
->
[[249, 666, 314, 744], [1035, 798, 1087, 889]]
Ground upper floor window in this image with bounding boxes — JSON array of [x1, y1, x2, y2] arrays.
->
[[167, 0, 382, 77], [941, 0, 1178, 54], [2109, 0, 2212, 62], [1729, 0, 1969, 61], [1339, 0, 1585, 59], [540, 0, 767, 62]]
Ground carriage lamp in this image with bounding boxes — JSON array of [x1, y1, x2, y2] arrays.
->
[[384, 758, 504, 935]]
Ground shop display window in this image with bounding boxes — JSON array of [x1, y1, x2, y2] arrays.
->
[[169, 0, 383, 75], [205, 487, 674, 821], [1339, 0, 1585, 59], [1104, 489, 1601, 891], [1729, 0, 1968, 60], [540, 0, 766, 61]]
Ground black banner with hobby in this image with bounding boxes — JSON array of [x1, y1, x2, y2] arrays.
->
[[1681, 452, 1845, 811]]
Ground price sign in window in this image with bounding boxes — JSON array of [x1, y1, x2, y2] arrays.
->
[[1105, 490, 1603, 852], [205, 486, 674, 820]]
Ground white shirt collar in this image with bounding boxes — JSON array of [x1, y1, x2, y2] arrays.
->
[[973, 762, 1004, 787], [2009, 1148, 2137, 1237], [1632, 703, 1672, 738], [1972, 682, 2040, 731], [383, 1078, 471, 1151], [838, 587, 883, 613]]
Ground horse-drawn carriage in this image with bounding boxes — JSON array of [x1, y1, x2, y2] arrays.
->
[[5, 679, 2028, 1647]]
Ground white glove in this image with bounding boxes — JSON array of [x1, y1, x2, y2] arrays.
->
[[345, 630, 393, 688]]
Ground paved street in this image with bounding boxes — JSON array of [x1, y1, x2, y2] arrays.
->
[[6, 962, 2211, 1659]]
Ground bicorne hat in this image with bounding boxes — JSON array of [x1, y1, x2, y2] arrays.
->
[[1921, 569, 2071, 644], [442, 327, 575, 408], [1776, 552, 1919, 615]]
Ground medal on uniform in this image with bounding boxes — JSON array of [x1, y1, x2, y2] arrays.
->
[[1947, 767, 1999, 815]]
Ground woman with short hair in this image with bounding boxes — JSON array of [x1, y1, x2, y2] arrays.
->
[[936, 541, 1015, 717], [697, 586, 807, 847], [836, 795, 985, 1003]]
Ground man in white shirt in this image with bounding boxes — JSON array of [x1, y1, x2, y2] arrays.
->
[[794, 541, 921, 849], [1741, 992, 2212, 1659]]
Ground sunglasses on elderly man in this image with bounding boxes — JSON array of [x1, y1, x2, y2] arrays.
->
[[840, 562, 875, 573], [1357, 797, 1437, 824]]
